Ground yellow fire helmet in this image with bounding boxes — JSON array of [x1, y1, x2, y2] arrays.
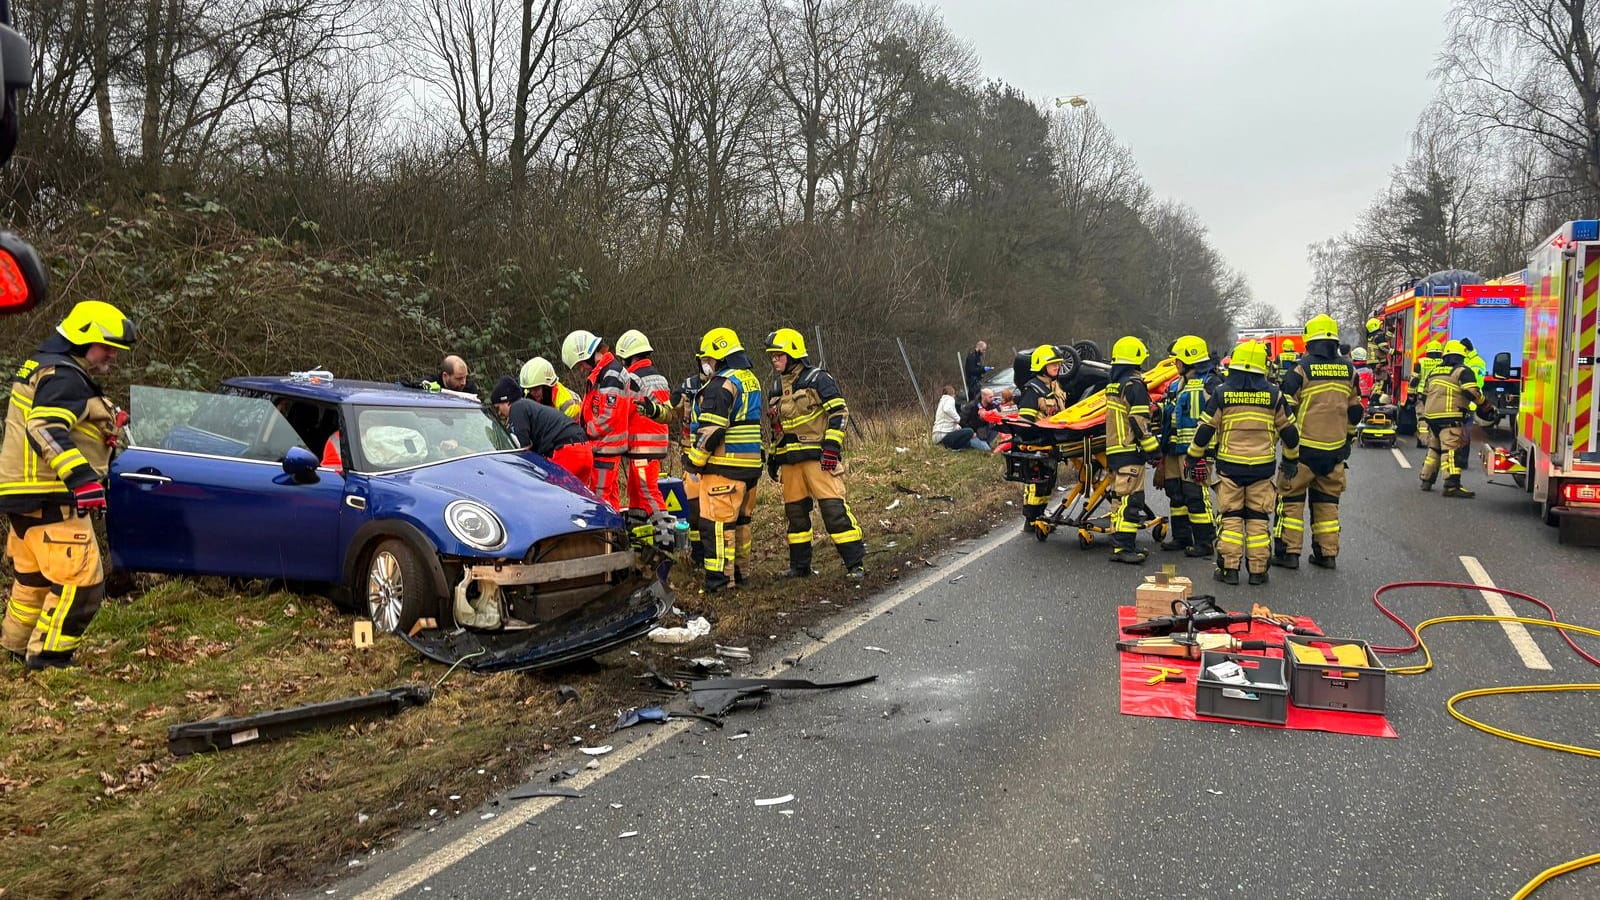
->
[[764, 328, 808, 359], [615, 329, 653, 359], [698, 327, 743, 360], [1443, 339, 1467, 357], [1030, 344, 1065, 372], [1172, 334, 1209, 366], [1424, 340, 1443, 357], [1230, 340, 1270, 375], [58, 299, 138, 350], [1304, 313, 1339, 343], [1111, 335, 1149, 366], [1366, 317, 1383, 333], [518, 356, 558, 389], [560, 329, 602, 369]]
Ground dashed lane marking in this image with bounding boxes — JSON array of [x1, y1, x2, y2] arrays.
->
[[1391, 447, 1412, 469], [352, 525, 1021, 899], [1459, 555, 1551, 671]]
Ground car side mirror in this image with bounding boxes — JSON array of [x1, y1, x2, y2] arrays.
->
[[1492, 352, 1511, 379], [0, 230, 46, 315], [282, 445, 321, 482]]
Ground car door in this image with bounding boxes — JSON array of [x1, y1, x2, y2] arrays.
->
[[107, 386, 345, 581]]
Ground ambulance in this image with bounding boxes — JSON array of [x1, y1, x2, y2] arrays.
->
[[1516, 219, 1600, 537]]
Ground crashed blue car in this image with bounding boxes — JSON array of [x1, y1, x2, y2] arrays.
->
[[106, 375, 670, 671]]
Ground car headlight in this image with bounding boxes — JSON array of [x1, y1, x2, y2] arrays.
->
[[445, 500, 507, 551]]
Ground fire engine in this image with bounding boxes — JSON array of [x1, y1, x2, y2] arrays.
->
[[1514, 220, 1600, 539]]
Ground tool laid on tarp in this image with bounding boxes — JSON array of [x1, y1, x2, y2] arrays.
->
[[1143, 665, 1185, 685], [167, 685, 433, 756], [1116, 632, 1272, 660], [1121, 597, 1318, 638]]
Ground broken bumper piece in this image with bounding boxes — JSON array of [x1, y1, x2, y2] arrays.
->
[[403, 576, 670, 673]]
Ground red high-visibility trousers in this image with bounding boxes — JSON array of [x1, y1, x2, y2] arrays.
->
[[627, 457, 666, 514], [592, 454, 624, 511], [550, 442, 595, 489]]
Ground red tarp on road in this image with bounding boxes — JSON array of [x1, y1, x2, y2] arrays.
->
[[1117, 604, 1398, 738]]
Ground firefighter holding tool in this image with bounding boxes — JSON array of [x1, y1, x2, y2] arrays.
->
[[1420, 340, 1491, 499], [1, 300, 135, 668], [764, 328, 864, 580], [1186, 340, 1300, 586], [685, 328, 763, 593], [1105, 336, 1160, 565], [1158, 335, 1221, 558], [1272, 314, 1362, 571], [1017, 345, 1069, 535]]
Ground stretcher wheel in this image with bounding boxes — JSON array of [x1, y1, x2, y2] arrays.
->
[[1151, 522, 1167, 543], [1078, 530, 1095, 549], [1032, 521, 1051, 542]]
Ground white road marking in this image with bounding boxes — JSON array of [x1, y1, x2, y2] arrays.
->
[[1458, 555, 1551, 671], [1390, 447, 1411, 469], [354, 526, 1020, 899]]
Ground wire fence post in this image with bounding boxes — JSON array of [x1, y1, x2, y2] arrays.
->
[[813, 325, 828, 370], [958, 351, 969, 401], [896, 336, 928, 416]]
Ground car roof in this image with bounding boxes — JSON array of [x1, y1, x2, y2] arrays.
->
[[223, 376, 484, 408]]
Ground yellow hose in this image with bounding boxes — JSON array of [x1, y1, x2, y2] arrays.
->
[[1385, 614, 1600, 895]]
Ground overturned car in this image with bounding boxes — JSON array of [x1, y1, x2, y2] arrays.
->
[[106, 375, 671, 672]]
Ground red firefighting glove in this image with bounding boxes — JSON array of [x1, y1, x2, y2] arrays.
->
[[820, 441, 841, 472], [1185, 456, 1209, 482], [72, 481, 107, 515], [108, 407, 130, 447]]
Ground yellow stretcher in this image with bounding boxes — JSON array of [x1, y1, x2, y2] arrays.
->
[[1000, 358, 1181, 548]]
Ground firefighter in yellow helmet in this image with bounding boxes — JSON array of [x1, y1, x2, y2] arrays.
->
[[1271, 314, 1363, 570], [764, 328, 864, 579], [518, 356, 581, 419], [1105, 336, 1161, 564], [1158, 335, 1221, 557], [1016, 344, 1069, 535], [1409, 339, 1444, 448], [2, 300, 136, 668], [685, 328, 764, 592], [1421, 340, 1492, 498], [1186, 340, 1300, 586]]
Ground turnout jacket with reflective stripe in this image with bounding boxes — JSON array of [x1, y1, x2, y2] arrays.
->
[[1423, 364, 1484, 423], [0, 337, 117, 513], [1280, 350, 1361, 455], [581, 351, 633, 457], [1106, 368, 1158, 468], [1186, 374, 1299, 483], [767, 365, 848, 465], [625, 357, 671, 458], [686, 356, 763, 482]]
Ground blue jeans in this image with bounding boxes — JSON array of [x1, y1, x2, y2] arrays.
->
[[938, 429, 989, 452]]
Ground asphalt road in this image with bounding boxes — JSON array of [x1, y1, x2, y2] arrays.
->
[[334, 429, 1600, 900]]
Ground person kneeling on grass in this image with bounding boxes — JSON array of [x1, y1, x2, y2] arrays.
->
[[931, 384, 989, 451]]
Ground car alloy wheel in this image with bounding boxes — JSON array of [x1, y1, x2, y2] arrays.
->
[[368, 549, 405, 633]]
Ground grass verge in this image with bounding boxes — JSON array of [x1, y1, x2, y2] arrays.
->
[[0, 413, 1013, 899]]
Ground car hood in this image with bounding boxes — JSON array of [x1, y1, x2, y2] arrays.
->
[[365, 451, 621, 555]]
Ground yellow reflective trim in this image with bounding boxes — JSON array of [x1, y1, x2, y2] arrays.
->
[[48, 449, 87, 475], [0, 481, 71, 495], [698, 413, 730, 426], [788, 531, 814, 544], [43, 585, 75, 651], [830, 527, 863, 543], [28, 405, 78, 426]]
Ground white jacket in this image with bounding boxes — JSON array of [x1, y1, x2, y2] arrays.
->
[[930, 394, 962, 442]]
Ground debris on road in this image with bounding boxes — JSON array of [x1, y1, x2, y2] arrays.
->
[[863, 646, 890, 654], [614, 706, 669, 731], [648, 616, 712, 644], [948, 574, 968, 584], [728, 731, 750, 741], [556, 685, 579, 705], [618, 831, 639, 839], [550, 767, 581, 783], [754, 794, 794, 807], [885, 498, 902, 511], [715, 644, 752, 661], [680, 657, 732, 676], [689, 675, 879, 718], [508, 787, 582, 801], [580, 745, 613, 756]]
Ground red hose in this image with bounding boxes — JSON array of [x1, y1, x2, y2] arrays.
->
[[1371, 580, 1600, 667]]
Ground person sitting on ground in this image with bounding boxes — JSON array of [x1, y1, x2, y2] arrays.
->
[[931, 384, 990, 451], [961, 387, 1002, 445]]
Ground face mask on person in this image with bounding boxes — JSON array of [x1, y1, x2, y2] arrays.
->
[[701, 360, 716, 376]]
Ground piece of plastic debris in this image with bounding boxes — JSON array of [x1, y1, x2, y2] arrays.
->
[[715, 644, 752, 661], [429, 808, 439, 817], [480, 813, 496, 821], [728, 731, 750, 741], [610, 803, 623, 809], [614, 705, 672, 731], [949, 574, 968, 584], [581, 745, 613, 756], [754, 794, 794, 807], [448, 794, 460, 801], [1205, 789, 1224, 796], [885, 498, 902, 511], [556, 685, 579, 705], [550, 767, 581, 783], [585, 760, 600, 770], [648, 616, 711, 644], [357, 813, 369, 824], [619, 831, 639, 839], [508, 787, 582, 800], [863, 646, 890, 654], [895, 446, 909, 453], [691, 775, 711, 780], [779, 809, 795, 816]]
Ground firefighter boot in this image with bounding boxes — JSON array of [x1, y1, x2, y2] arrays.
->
[[1310, 550, 1336, 569], [1213, 567, 1240, 586], [819, 498, 866, 579], [1108, 527, 1147, 564], [1270, 538, 1299, 570], [1161, 513, 1191, 551], [1420, 479, 1434, 492], [1443, 484, 1476, 499], [784, 500, 816, 578], [1248, 570, 1269, 586]]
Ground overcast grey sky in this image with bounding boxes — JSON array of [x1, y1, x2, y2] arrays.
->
[[930, 0, 1454, 317]]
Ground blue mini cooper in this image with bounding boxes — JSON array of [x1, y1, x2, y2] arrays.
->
[[106, 375, 669, 671]]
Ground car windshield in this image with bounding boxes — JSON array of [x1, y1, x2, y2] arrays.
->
[[348, 403, 517, 471]]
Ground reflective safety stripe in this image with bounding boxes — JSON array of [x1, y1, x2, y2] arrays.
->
[[788, 530, 814, 545], [48, 448, 87, 476], [29, 406, 79, 426], [1219, 530, 1245, 546], [1312, 520, 1340, 534], [1246, 534, 1272, 548]]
